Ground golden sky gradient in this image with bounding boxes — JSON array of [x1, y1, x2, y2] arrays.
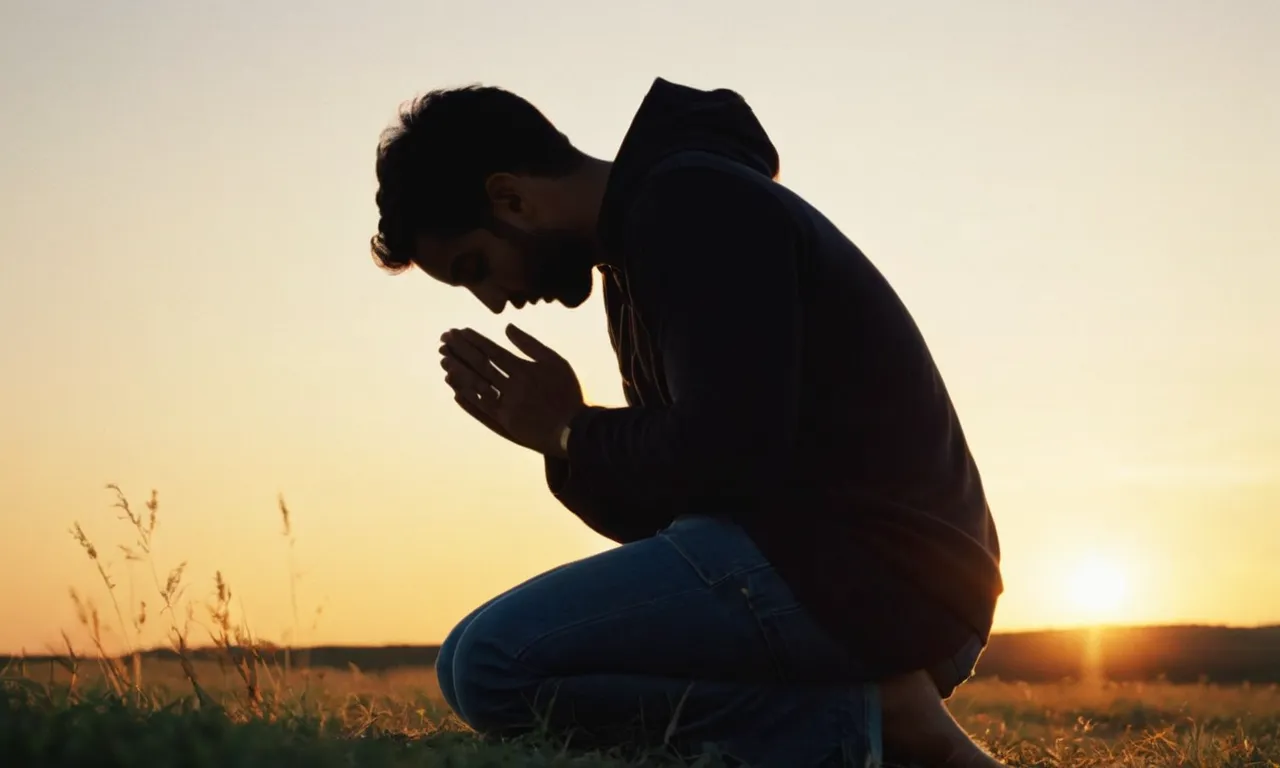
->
[[2, 0, 1277, 654]]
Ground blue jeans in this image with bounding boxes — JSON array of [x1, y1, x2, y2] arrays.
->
[[436, 515, 981, 767]]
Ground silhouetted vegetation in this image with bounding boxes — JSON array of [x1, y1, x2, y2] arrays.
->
[[5, 485, 1276, 766]]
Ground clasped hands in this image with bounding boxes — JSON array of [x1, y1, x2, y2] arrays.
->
[[439, 325, 587, 459]]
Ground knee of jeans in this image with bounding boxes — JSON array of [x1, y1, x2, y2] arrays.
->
[[449, 610, 543, 735], [435, 619, 469, 715]]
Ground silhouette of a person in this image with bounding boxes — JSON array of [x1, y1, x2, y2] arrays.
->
[[370, 78, 1005, 767]]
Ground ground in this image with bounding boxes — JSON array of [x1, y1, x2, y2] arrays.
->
[[9, 490, 1273, 766], [2, 659, 1278, 767]]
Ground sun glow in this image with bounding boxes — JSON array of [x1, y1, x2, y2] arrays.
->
[[1066, 553, 1131, 621]]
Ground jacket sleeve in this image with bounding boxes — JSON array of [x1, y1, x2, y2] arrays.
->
[[542, 378, 676, 544], [561, 166, 804, 506]]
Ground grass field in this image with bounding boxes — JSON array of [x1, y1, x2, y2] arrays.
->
[[4, 487, 1278, 766], [3, 659, 1279, 767]]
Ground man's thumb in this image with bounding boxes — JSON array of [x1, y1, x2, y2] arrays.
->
[[506, 324, 556, 362]]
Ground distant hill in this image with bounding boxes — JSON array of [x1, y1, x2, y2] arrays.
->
[[978, 624, 1280, 684], [7, 625, 1280, 684]]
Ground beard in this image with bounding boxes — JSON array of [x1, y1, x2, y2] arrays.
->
[[521, 230, 597, 308]]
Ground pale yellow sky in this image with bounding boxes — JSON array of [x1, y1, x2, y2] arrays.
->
[[2, 0, 1277, 654]]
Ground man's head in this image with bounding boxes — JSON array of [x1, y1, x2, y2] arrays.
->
[[371, 86, 601, 313]]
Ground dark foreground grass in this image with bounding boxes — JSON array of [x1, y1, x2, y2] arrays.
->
[[0, 671, 701, 768], [4, 664, 1280, 767]]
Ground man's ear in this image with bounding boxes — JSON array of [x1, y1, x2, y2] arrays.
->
[[484, 172, 524, 216]]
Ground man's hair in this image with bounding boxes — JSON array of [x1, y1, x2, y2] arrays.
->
[[370, 86, 586, 273]]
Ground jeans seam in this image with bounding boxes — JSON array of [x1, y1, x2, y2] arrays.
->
[[508, 583, 712, 664], [660, 530, 771, 587], [752, 602, 806, 621], [663, 534, 789, 677], [745, 601, 791, 682]]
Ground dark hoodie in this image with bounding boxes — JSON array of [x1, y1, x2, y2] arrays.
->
[[544, 78, 1003, 680]]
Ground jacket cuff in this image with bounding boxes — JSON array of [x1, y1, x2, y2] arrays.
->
[[546, 406, 606, 496]]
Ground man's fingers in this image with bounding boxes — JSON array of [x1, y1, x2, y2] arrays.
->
[[505, 324, 558, 362], [443, 358, 501, 401], [441, 337, 508, 386], [440, 343, 500, 382], [453, 328, 526, 374]]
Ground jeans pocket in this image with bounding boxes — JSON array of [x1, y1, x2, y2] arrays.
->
[[660, 515, 772, 587], [660, 516, 866, 683], [754, 596, 871, 684]]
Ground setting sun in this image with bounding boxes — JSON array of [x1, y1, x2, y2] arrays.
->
[[1066, 554, 1130, 620]]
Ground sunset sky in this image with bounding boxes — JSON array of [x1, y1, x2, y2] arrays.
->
[[2, 0, 1277, 654]]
